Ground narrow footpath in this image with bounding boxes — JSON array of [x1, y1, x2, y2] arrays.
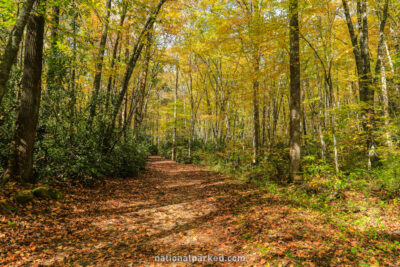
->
[[1, 156, 398, 266]]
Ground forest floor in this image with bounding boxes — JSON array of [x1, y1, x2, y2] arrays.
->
[[1, 156, 400, 266]]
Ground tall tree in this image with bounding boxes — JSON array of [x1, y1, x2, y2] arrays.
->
[[342, 0, 389, 168], [172, 63, 179, 161], [252, 52, 261, 164], [88, 0, 113, 127], [46, 5, 61, 89], [102, 0, 168, 150], [0, 0, 37, 105], [133, 31, 154, 131], [4, 9, 45, 183], [251, 1, 261, 165], [104, 3, 127, 114], [289, 0, 301, 182]]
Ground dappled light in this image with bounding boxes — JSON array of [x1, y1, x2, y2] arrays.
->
[[1, 0, 400, 265], [1, 157, 400, 265]]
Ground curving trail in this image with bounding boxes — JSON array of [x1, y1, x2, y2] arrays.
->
[[2, 156, 399, 266], [1, 156, 258, 266]]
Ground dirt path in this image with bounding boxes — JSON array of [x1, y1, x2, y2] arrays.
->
[[1, 156, 399, 266], [1, 156, 258, 266]]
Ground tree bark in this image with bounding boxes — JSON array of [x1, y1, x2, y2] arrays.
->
[[252, 53, 261, 164], [342, 0, 388, 168], [69, 7, 78, 141], [289, 0, 301, 183], [5, 11, 45, 183], [88, 0, 113, 127], [134, 31, 153, 131], [342, 0, 373, 109], [188, 55, 194, 158], [105, 5, 127, 114], [0, 0, 36, 105], [46, 5, 60, 88], [374, 1, 392, 148], [103, 0, 168, 151], [172, 63, 179, 161]]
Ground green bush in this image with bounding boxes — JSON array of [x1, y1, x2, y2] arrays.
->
[[369, 154, 400, 198], [0, 68, 20, 173], [34, 122, 152, 185], [148, 144, 159, 155], [104, 139, 149, 178], [14, 190, 34, 204]]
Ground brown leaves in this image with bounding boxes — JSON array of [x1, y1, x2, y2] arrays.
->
[[1, 157, 400, 265]]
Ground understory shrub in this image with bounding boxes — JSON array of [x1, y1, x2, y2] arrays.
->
[[160, 138, 206, 163], [104, 139, 150, 178], [367, 154, 400, 198], [0, 70, 153, 186], [34, 131, 152, 184], [0, 69, 20, 174]]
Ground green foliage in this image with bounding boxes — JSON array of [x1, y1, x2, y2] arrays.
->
[[262, 144, 290, 181], [333, 153, 400, 200], [35, 129, 103, 183], [162, 138, 292, 185], [32, 186, 63, 200], [160, 137, 205, 164], [34, 127, 152, 185], [302, 156, 335, 178], [7, 221, 17, 228], [32, 186, 51, 199], [393, 53, 400, 68], [0, 0, 17, 43], [147, 143, 159, 156], [104, 138, 149, 178], [14, 190, 34, 204], [0, 68, 21, 172], [368, 154, 400, 198], [0, 54, 152, 186], [0, 200, 16, 213]]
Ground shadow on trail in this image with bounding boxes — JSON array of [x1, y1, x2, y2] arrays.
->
[[3, 156, 399, 266]]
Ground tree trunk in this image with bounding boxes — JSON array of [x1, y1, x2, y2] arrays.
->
[[134, 31, 153, 131], [46, 5, 60, 88], [5, 11, 45, 183], [102, 0, 167, 151], [317, 68, 326, 161], [261, 90, 267, 147], [69, 8, 78, 141], [88, 0, 113, 127], [289, 0, 301, 183], [374, 1, 392, 148], [380, 56, 392, 148], [172, 63, 179, 161], [342, 0, 388, 168], [0, 0, 36, 105], [102, 6, 127, 136], [252, 53, 260, 164], [188, 54, 195, 158], [393, 26, 400, 98]]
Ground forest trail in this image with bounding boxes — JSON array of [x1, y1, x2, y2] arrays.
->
[[2, 156, 260, 265], [2, 156, 399, 266]]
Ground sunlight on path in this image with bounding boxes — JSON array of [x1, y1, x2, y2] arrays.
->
[[3, 156, 400, 266], [30, 156, 249, 266]]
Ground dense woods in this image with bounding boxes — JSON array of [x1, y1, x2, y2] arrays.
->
[[1, 0, 400, 265]]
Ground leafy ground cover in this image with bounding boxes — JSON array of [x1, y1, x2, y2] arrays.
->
[[1, 156, 399, 266]]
